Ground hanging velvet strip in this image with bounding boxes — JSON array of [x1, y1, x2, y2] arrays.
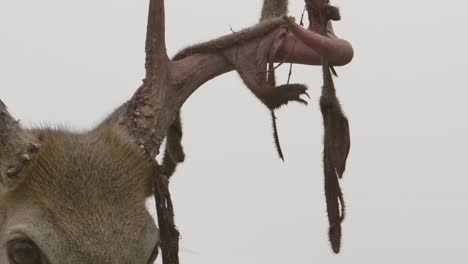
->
[[320, 63, 350, 253], [223, 28, 308, 159], [306, 0, 350, 253]]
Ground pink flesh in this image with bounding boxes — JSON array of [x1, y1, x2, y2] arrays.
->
[[276, 19, 354, 66]]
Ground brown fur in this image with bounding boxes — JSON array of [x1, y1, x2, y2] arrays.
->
[[259, 0, 291, 161], [173, 17, 286, 61], [23, 128, 153, 216], [307, 1, 349, 254], [160, 112, 185, 177], [0, 126, 158, 264]]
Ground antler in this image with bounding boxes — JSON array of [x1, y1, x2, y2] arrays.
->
[[98, 3, 353, 261], [106, 0, 353, 161], [0, 100, 40, 192]]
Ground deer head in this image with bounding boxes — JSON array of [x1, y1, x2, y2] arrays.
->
[[0, 101, 159, 264], [0, 0, 353, 263]]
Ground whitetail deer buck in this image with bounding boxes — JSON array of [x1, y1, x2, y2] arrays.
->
[[0, 0, 353, 263]]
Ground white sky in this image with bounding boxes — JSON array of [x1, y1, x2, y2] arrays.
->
[[1, 0, 468, 263]]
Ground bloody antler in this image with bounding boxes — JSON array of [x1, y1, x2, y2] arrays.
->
[[106, 0, 353, 261]]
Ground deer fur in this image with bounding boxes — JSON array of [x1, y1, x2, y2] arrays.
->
[[0, 125, 158, 264]]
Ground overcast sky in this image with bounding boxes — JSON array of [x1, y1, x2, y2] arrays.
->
[[1, 0, 468, 263]]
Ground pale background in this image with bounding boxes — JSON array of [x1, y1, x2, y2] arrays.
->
[[1, 0, 467, 263]]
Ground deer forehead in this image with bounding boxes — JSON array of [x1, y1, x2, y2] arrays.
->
[[22, 129, 152, 204], [0, 128, 157, 263]]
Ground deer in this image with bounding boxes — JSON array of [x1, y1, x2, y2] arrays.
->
[[0, 0, 353, 263]]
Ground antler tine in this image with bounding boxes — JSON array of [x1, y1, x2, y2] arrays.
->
[[110, 0, 173, 159], [145, 0, 169, 82]]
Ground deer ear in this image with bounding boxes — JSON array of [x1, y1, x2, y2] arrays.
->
[[0, 100, 40, 193]]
